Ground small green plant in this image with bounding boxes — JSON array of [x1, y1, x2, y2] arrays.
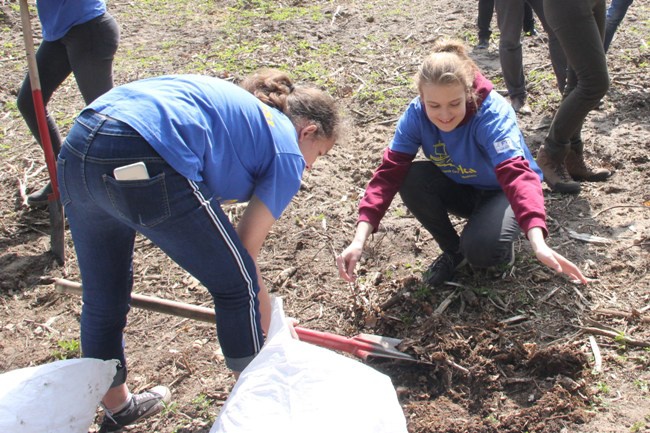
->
[[192, 393, 213, 419], [633, 379, 649, 392], [614, 331, 628, 350], [399, 313, 415, 326], [630, 421, 645, 432], [413, 284, 431, 300], [596, 382, 610, 394], [162, 400, 178, 416], [52, 338, 80, 360]]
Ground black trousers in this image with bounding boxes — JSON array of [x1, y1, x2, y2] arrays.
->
[[399, 161, 520, 268], [478, 0, 536, 40]]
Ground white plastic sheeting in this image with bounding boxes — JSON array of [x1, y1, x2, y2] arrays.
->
[[211, 297, 408, 433], [0, 358, 118, 433]]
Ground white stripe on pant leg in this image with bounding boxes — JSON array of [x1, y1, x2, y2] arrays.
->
[[188, 180, 261, 352]]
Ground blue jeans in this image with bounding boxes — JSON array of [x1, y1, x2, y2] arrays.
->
[[603, 0, 633, 51], [399, 162, 520, 268], [57, 111, 264, 379]]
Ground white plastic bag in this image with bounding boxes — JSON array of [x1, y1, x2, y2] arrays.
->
[[211, 297, 408, 433], [0, 358, 118, 433]]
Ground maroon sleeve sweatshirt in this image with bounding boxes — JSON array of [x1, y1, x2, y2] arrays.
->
[[357, 72, 548, 238]]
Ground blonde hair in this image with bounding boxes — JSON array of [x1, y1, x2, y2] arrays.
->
[[415, 39, 479, 104], [240, 68, 341, 140]]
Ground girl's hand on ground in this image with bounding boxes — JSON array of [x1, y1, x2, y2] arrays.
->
[[336, 243, 363, 282], [527, 226, 588, 284], [534, 245, 589, 284]]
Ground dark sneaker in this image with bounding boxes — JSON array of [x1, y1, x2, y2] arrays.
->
[[99, 386, 171, 433], [423, 251, 467, 288], [476, 38, 489, 49], [27, 182, 52, 208]]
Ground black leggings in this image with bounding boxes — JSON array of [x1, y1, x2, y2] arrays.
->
[[16, 12, 119, 156]]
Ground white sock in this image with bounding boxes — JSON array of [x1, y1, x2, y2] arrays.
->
[[108, 392, 133, 414]]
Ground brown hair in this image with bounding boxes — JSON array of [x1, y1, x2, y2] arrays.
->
[[415, 39, 479, 104], [240, 69, 341, 140]]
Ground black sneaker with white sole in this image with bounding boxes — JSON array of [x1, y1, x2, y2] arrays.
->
[[99, 385, 171, 433]]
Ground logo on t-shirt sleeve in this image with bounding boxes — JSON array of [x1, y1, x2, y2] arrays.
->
[[493, 138, 516, 154]]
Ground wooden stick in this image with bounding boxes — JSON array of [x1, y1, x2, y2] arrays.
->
[[592, 204, 649, 219], [593, 308, 650, 324], [581, 327, 650, 348], [588, 335, 602, 374], [433, 289, 460, 316]]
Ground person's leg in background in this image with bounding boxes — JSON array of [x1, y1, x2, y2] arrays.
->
[[603, 0, 634, 51], [537, 0, 610, 193], [526, 0, 568, 93], [495, 0, 530, 113], [64, 12, 120, 104], [523, 2, 538, 35], [16, 40, 69, 206], [476, 0, 495, 49]]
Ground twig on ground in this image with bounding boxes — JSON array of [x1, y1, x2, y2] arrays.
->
[[581, 326, 650, 348], [589, 335, 602, 374], [573, 286, 591, 307], [593, 308, 650, 323], [612, 79, 645, 90], [433, 289, 460, 316], [540, 286, 561, 302], [23, 318, 59, 334], [499, 315, 528, 325], [592, 204, 649, 219], [566, 228, 613, 245], [375, 116, 400, 126], [330, 5, 341, 26]]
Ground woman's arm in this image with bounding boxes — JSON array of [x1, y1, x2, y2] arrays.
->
[[235, 195, 277, 333], [338, 148, 414, 281], [496, 158, 588, 284]]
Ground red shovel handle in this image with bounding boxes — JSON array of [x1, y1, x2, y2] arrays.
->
[[294, 326, 372, 360], [19, 0, 60, 198]]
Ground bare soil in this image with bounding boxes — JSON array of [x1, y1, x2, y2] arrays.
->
[[1, 1, 649, 432]]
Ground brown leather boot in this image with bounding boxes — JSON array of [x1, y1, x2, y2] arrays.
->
[[535, 146, 581, 194], [565, 149, 611, 182]]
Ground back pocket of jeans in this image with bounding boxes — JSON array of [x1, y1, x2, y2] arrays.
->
[[104, 173, 171, 227]]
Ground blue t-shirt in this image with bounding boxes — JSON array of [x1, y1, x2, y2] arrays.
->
[[85, 75, 306, 219], [390, 90, 542, 189], [37, 0, 106, 41]]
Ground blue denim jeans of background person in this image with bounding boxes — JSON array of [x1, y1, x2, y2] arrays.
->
[[57, 111, 264, 380], [399, 161, 520, 268], [543, 0, 609, 156], [603, 0, 634, 51]]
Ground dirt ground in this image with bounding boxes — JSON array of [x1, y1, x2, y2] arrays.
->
[[1, 0, 649, 432]]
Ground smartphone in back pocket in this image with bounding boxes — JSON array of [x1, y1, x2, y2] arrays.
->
[[114, 162, 150, 180]]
